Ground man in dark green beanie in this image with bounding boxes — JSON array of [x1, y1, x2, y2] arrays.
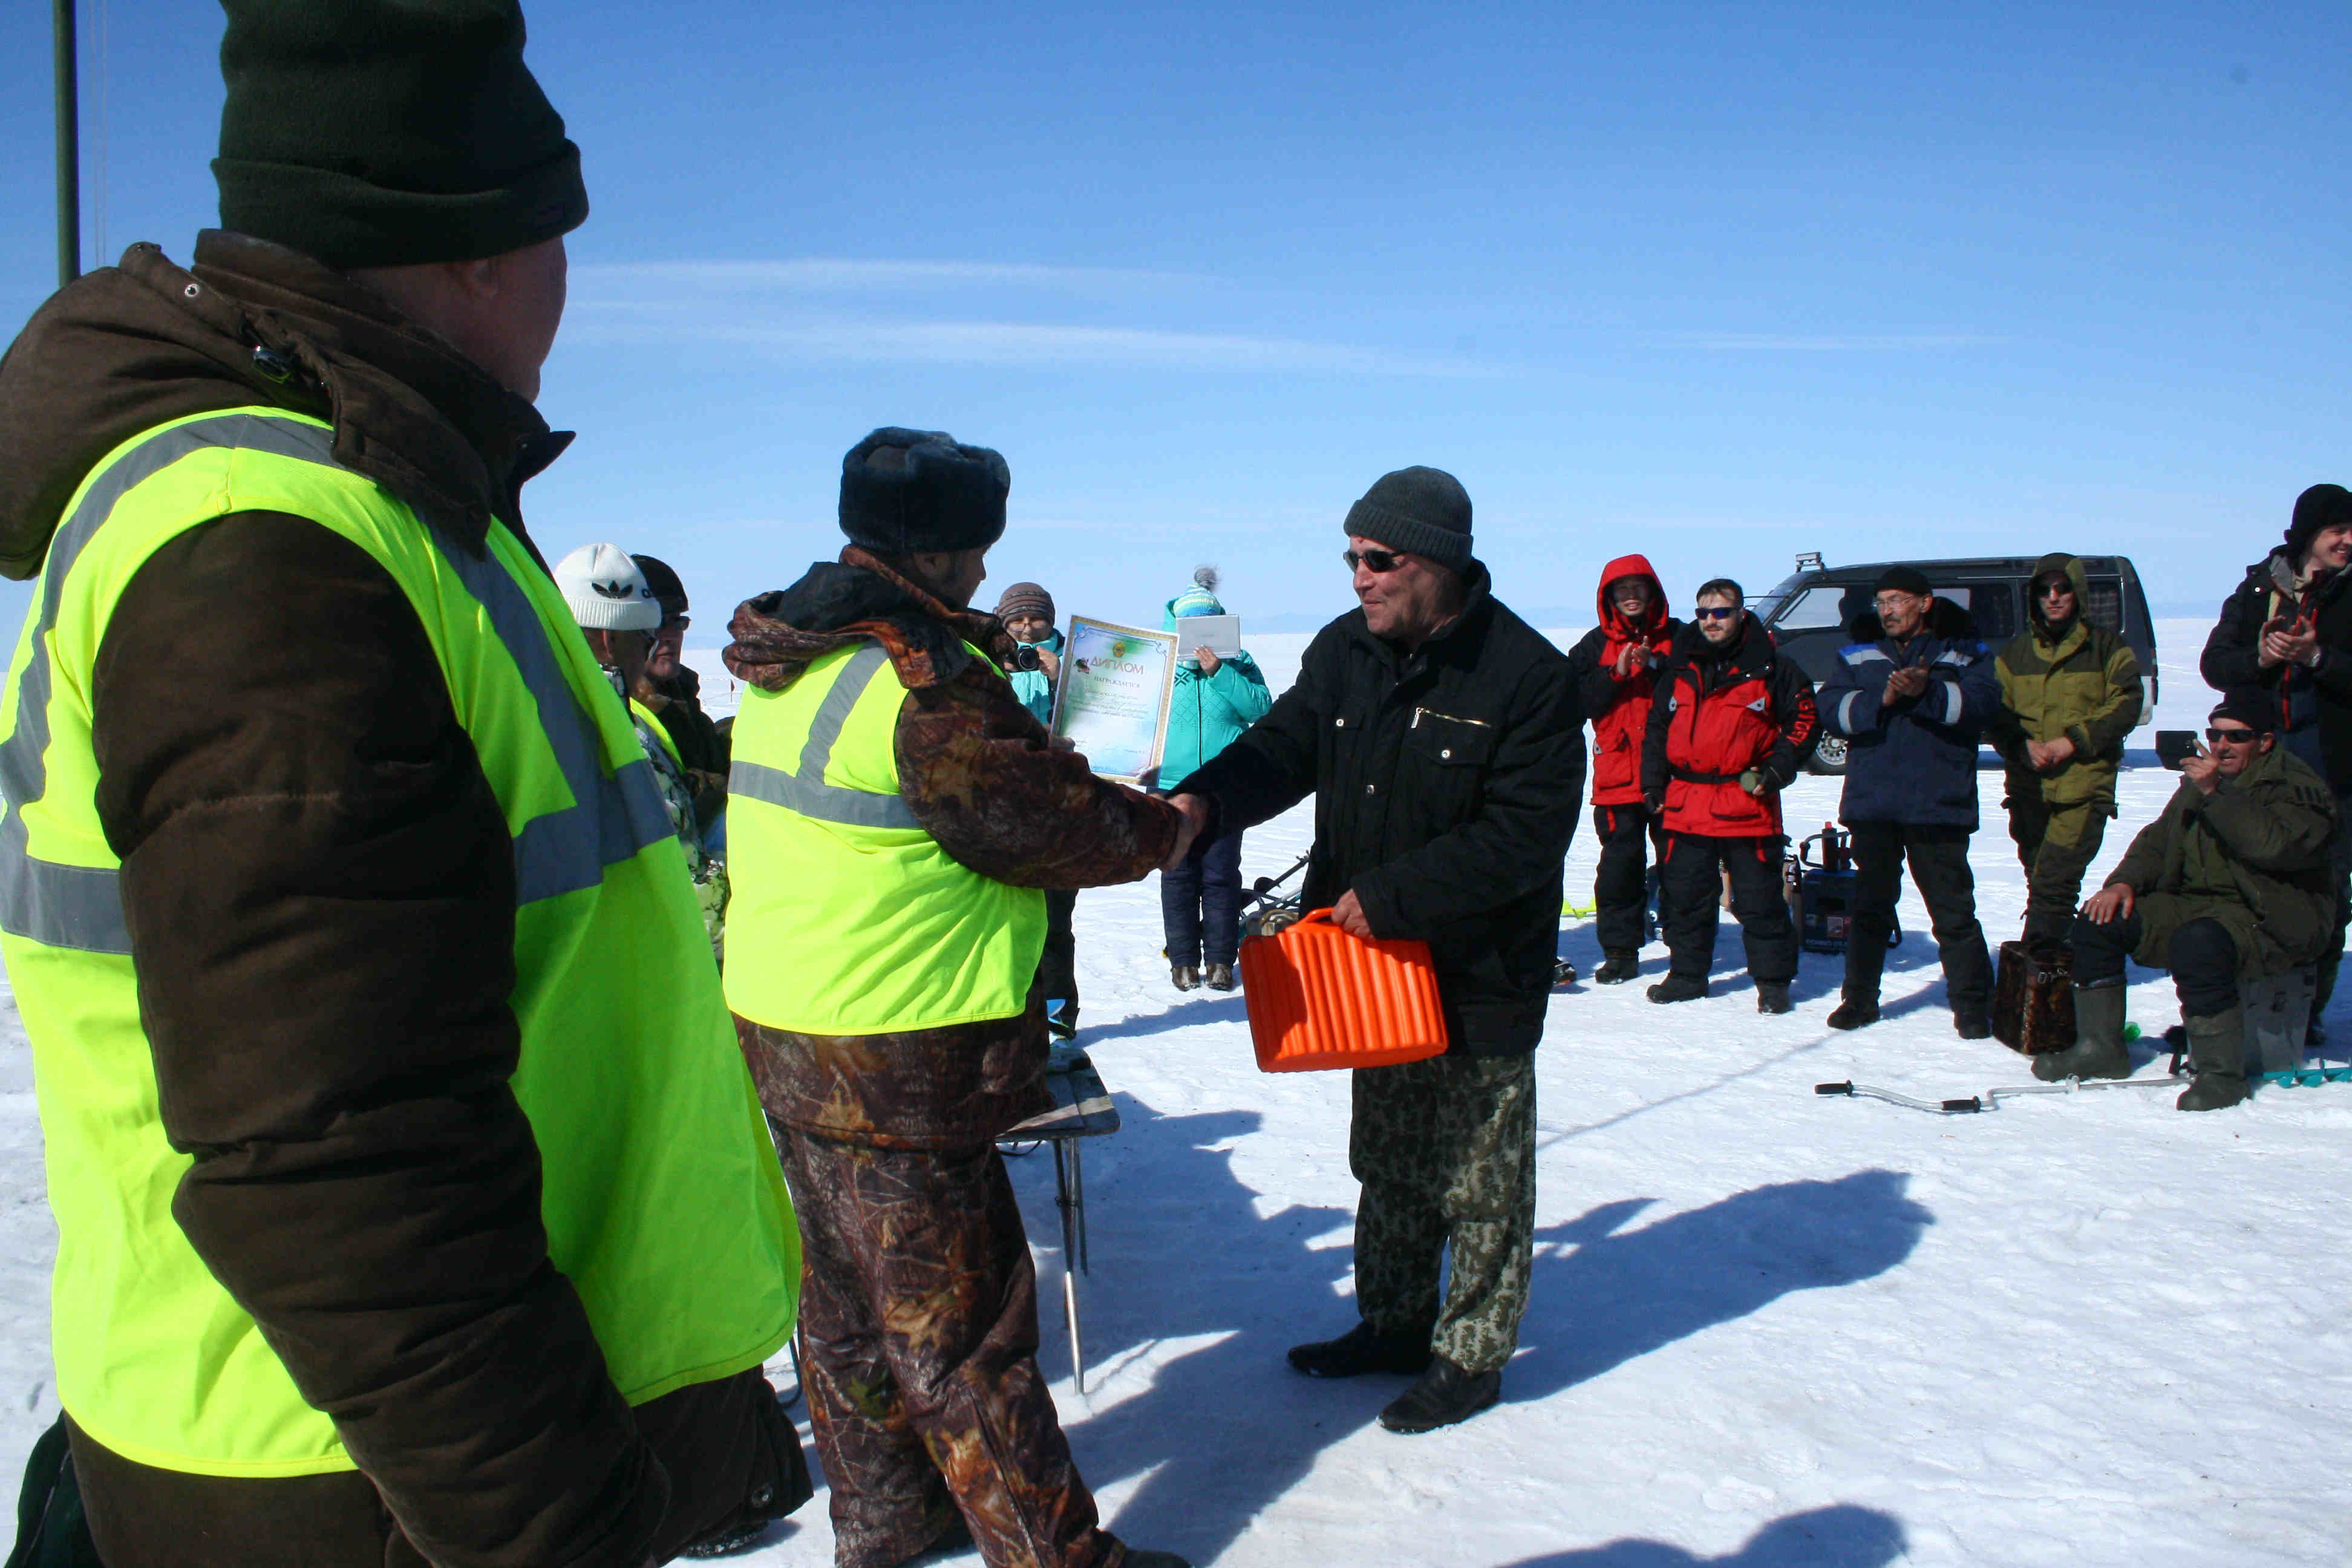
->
[[0, 4, 812, 1565]]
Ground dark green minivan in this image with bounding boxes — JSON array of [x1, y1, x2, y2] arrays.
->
[[1751, 552, 2158, 774]]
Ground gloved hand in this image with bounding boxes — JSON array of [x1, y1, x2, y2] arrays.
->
[[1739, 768, 1769, 796]]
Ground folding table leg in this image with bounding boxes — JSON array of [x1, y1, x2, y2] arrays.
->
[[1053, 1138, 1085, 1393]]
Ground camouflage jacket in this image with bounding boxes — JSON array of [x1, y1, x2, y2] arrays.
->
[[725, 548, 1180, 1147]]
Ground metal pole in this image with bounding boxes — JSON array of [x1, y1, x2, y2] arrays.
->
[[54, 0, 81, 286]]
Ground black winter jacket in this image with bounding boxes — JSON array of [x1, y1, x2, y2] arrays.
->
[[2201, 550, 2352, 789], [1172, 564, 1584, 1054]]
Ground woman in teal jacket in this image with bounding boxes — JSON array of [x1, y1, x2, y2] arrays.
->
[[1159, 567, 1273, 991], [996, 581, 1080, 1036]]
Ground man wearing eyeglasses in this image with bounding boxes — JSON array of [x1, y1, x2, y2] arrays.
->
[[1166, 466, 1582, 1435], [1985, 555, 2143, 947], [1817, 567, 2001, 1036], [2040, 692, 2337, 1109]]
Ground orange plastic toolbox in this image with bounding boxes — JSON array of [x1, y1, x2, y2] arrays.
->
[[1237, 908, 1450, 1072]]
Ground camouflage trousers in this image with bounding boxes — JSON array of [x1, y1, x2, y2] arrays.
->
[[1348, 1053, 1537, 1376], [777, 1129, 1124, 1568]]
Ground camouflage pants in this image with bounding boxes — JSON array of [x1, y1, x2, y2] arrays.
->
[[779, 1130, 1122, 1568], [1348, 1053, 1537, 1376]]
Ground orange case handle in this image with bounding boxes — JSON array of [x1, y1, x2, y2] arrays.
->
[[1292, 907, 1336, 929]]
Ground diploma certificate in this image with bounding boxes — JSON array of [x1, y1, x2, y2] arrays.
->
[[1049, 616, 1179, 785]]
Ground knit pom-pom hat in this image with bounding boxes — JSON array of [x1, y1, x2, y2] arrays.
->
[[1171, 563, 1224, 618]]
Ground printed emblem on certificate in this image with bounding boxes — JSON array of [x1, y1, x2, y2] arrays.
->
[[1048, 616, 1178, 785]]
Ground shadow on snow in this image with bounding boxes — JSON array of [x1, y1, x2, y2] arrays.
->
[[1499, 1503, 1907, 1567], [1007, 1096, 1931, 1565]]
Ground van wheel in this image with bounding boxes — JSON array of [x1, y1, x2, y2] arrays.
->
[[1808, 735, 1849, 776]]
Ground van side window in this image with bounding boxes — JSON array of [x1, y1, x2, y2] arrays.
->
[[1952, 581, 2017, 641], [1771, 587, 1848, 630]]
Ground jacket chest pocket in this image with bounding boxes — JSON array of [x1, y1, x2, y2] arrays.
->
[[1410, 706, 1498, 786]]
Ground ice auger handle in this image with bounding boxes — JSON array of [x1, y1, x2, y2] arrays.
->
[[1814, 1082, 1855, 1096]]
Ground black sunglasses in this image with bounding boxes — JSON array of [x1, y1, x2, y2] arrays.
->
[[1692, 606, 1738, 621], [1343, 548, 1408, 573], [2205, 727, 2261, 743]]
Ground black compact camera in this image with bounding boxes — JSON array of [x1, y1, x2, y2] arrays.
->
[[2155, 730, 2198, 769], [1011, 644, 1043, 673]]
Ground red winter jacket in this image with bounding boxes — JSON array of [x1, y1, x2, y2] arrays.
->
[[1567, 555, 1677, 806], [1640, 613, 1819, 837]]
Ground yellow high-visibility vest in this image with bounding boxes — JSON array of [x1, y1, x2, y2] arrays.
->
[[0, 408, 798, 1477], [724, 639, 1044, 1033]]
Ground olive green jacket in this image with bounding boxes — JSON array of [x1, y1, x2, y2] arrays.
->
[[1988, 554, 2143, 811], [2105, 742, 2337, 980]]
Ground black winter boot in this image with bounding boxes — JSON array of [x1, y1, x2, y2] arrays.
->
[[2178, 1006, 2251, 1111], [1377, 1356, 1502, 1434], [2033, 982, 2131, 1081], [1826, 995, 1880, 1030], [1647, 973, 1707, 1004], [1756, 981, 1792, 1014], [1595, 949, 1641, 984], [1287, 1320, 1432, 1379], [1954, 1011, 1993, 1040], [1205, 962, 1236, 991]]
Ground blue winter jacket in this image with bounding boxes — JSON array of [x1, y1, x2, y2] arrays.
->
[[1160, 600, 1273, 785], [1008, 626, 1063, 727], [1821, 628, 2000, 828]]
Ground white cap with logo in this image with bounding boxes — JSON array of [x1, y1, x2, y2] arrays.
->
[[553, 542, 662, 631]]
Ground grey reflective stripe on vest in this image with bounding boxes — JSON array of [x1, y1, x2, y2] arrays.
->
[[404, 504, 675, 902], [730, 642, 920, 830], [0, 413, 669, 954]]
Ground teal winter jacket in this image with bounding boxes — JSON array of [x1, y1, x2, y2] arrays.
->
[[1008, 626, 1063, 727], [1160, 599, 1272, 784]]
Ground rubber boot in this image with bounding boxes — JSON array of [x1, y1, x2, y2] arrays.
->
[[2177, 1006, 2252, 1111], [2033, 982, 2132, 1082]]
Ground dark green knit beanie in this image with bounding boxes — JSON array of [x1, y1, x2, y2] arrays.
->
[[213, 0, 588, 269]]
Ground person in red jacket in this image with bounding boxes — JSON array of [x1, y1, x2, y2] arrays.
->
[[1567, 556, 1681, 984], [1640, 578, 1820, 1012]]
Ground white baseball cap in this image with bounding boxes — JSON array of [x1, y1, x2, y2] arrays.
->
[[554, 542, 662, 631]]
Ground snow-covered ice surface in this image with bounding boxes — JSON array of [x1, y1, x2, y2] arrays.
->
[[6, 619, 2351, 1564]]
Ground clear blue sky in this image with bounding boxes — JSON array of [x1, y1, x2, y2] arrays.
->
[[4, 1, 2347, 634]]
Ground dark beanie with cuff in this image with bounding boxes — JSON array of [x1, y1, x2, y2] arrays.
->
[[2285, 483, 2352, 562], [1874, 566, 1933, 598], [839, 428, 1011, 555], [2212, 688, 2281, 734], [1344, 467, 1473, 568], [213, 0, 588, 269]]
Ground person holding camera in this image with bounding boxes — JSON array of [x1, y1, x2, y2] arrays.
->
[[2042, 691, 2337, 1110], [995, 581, 1084, 1034]]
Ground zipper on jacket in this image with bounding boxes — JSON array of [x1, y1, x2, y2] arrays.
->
[[1412, 706, 1494, 730]]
